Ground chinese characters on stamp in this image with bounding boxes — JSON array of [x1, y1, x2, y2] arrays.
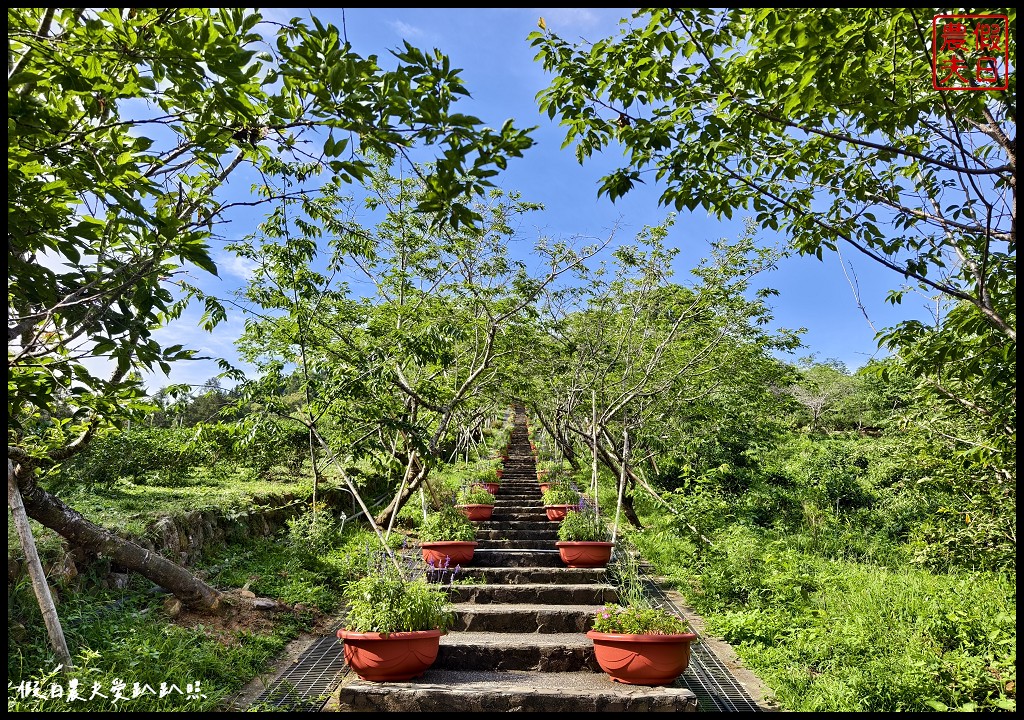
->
[[932, 14, 1009, 91]]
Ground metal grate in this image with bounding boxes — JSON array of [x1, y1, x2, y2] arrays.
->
[[644, 578, 766, 712], [249, 629, 347, 712]]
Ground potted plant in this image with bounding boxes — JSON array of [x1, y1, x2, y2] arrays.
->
[[471, 467, 501, 495], [555, 500, 613, 567], [541, 482, 582, 521], [456, 484, 496, 521], [586, 603, 698, 686], [419, 504, 478, 566], [337, 561, 456, 682]]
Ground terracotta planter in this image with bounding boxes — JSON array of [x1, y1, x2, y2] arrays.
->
[[457, 504, 494, 521], [587, 630, 698, 686], [539, 482, 552, 494], [544, 504, 575, 521], [555, 541, 613, 568], [496, 468, 504, 479], [337, 629, 444, 681], [420, 540, 477, 566], [473, 482, 500, 495]]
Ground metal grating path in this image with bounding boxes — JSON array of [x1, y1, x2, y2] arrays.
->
[[643, 577, 764, 712], [249, 629, 347, 711]]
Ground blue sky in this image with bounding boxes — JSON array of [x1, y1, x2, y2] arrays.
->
[[143, 7, 936, 393]]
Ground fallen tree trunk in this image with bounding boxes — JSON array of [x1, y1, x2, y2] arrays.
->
[[14, 466, 224, 612]]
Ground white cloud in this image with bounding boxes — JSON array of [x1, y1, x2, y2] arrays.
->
[[217, 252, 259, 282], [390, 20, 426, 39]]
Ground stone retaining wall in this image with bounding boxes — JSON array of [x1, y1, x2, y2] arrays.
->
[[8, 487, 353, 586]]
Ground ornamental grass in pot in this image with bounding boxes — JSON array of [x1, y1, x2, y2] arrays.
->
[[587, 602, 698, 685], [541, 481, 583, 521], [583, 534, 699, 685]]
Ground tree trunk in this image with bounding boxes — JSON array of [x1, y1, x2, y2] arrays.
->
[[590, 436, 645, 529], [8, 461, 73, 669], [16, 470, 223, 612], [373, 461, 430, 528], [531, 404, 579, 469]]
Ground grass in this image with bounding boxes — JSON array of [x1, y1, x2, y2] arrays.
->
[[626, 511, 1016, 712], [7, 570, 303, 712]]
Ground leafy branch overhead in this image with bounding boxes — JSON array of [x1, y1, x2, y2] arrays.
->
[[530, 8, 1014, 340], [9, 8, 535, 462]]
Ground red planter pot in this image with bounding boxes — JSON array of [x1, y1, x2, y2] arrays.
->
[[539, 482, 552, 494], [544, 504, 576, 521], [420, 541, 477, 566], [457, 504, 494, 521], [337, 629, 444, 681], [555, 541, 614, 568], [473, 482, 500, 495], [586, 630, 698, 686], [495, 468, 504, 479]]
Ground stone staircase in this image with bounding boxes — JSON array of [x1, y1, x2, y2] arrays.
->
[[330, 405, 699, 712]]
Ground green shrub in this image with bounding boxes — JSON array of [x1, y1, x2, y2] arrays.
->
[[340, 565, 455, 633], [592, 603, 691, 635], [558, 503, 611, 542], [457, 484, 495, 505], [542, 482, 582, 506], [285, 503, 344, 562], [419, 505, 476, 542]]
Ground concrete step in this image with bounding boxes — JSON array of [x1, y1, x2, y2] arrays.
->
[[451, 602, 604, 633], [449, 582, 617, 605], [455, 566, 610, 585], [437, 631, 600, 672], [331, 669, 699, 712]]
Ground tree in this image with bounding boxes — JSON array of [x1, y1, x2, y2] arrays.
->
[[529, 7, 1015, 502], [786, 357, 864, 432], [230, 163, 602, 532], [517, 217, 801, 530], [8, 8, 533, 612]]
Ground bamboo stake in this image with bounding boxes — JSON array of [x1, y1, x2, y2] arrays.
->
[[9, 460, 73, 670]]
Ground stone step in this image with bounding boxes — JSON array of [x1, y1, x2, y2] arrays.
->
[[448, 582, 617, 605], [476, 529, 559, 542], [331, 670, 699, 712], [451, 602, 603, 633], [474, 520, 554, 532], [477, 538, 561, 551], [469, 549, 564, 567], [437, 631, 600, 672], [454, 566, 609, 585]]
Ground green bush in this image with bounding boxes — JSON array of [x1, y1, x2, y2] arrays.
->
[[558, 504, 611, 542], [457, 484, 495, 505], [285, 503, 344, 562], [592, 603, 691, 635], [419, 505, 476, 542], [541, 482, 582, 506], [340, 565, 455, 633]]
